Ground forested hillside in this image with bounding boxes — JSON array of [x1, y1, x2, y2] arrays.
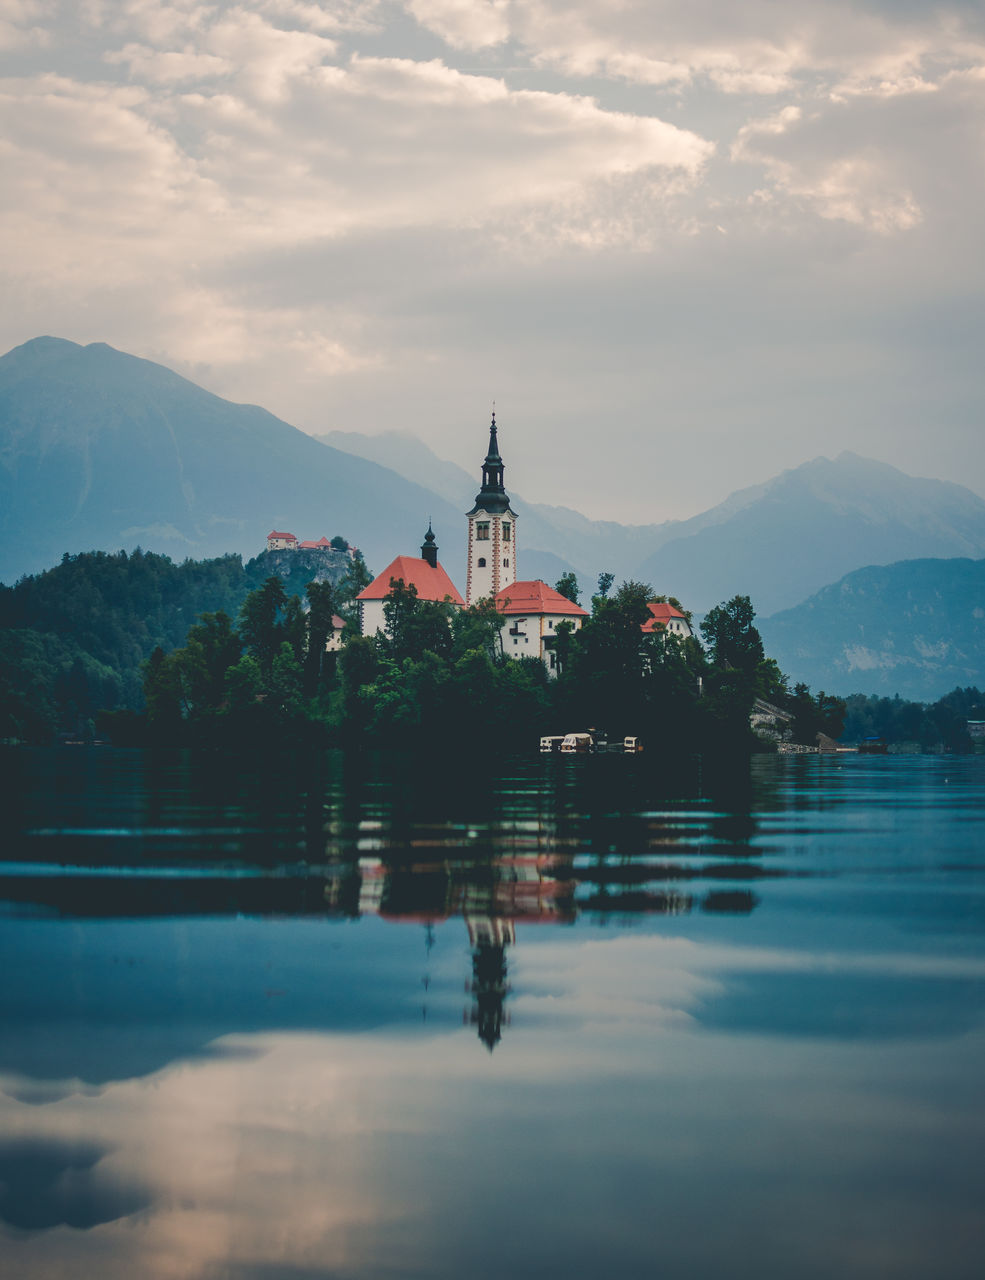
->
[[759, 557, 985, 701], [0, 546, 367, 741]]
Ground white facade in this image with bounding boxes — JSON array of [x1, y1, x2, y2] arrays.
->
[[466, 508, 518, 605], [500, 610, 583, 675], [358, 597, 387, 638]]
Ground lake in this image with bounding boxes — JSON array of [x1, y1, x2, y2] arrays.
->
[[1, 746, 983, 1279]]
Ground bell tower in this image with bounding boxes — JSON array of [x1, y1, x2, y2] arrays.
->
[[466, 412, 518, 605]]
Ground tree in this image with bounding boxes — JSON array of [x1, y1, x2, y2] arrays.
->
[[595, 572, 615, 601], [554, 572, 580, 606], [452, 598, 503, 661], [304, 578, 338, 696], [179, 611, 241, 712], [700, 596, 765, 673], [336, 550, 373, 626], [238, 576, 288, 674]]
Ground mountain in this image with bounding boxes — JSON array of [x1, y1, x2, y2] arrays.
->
[[0, 338, 463, 584], [6, 338, 985, 627], [634, 454, 985, 617], [322, 432, 985, 617], [759, 557, 985, 702], [319, 428, 674, 589]]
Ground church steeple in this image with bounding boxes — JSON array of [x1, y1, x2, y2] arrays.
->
[[474, 411, 509, 514], [465, 410, 518, 605], [420, 522, 438, 568]]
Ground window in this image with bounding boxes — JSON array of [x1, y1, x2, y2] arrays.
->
[[503, 558, 509, 567], [477, 557, 486, 567], [476, 522, 490, 541], [502, 523, 511, 542]]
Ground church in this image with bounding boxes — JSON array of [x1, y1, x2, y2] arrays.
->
[[356, 413, 588, 670]]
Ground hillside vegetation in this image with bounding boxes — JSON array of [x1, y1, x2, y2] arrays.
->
[[0, 546, 367, 741], [760, 557, 985, 701]]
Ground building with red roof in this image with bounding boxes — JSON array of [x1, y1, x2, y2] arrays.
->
[[298, 536, 334, 549], [494, 580, 588, 674], [357, 526, 464, 637], [266, 529, 298, 551], [325, 614, 348, 654], [641, 601, 693, 640]]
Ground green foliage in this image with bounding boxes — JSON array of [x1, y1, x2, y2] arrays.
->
[[786, 683, 847, 745], [451, 598, 504, 662], [841, 687, 980, 751], [335, 550, 373, 628], [554, 572, 580, 605], [0, 627, 123, 743], [0, 546, 357, 736], [700, 595, 765, 673], [12, 547, 950, 758]]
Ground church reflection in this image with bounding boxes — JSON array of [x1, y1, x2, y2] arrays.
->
[[325, 846, 761, 1050]]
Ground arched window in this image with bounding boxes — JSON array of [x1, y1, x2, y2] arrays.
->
[[477, 557, 486, 567]]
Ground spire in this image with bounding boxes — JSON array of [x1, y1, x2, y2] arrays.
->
[[420, 521, 438, 568], [472, 410, 510, 514], [485, 409, 502, 465]]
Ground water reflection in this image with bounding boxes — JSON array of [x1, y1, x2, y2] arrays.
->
[[1, 748, 984, 1279]]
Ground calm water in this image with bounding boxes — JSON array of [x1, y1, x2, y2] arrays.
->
[[1, 746, 983, 1280]]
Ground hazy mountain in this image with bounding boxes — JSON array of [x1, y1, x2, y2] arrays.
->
[[634, 454, 985, 616], [759, 558, 985, 702], [322, 432, 985, 617], [6, 339, 985, 633], [319, 428, 673, 589], [0, 338, 463, 584]]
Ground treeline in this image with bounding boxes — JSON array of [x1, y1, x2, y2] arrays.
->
[[103, 573, 845, 755], [841, 686, 983, 752], [5, 550, 979, 755], [0, 546, 369, 742]]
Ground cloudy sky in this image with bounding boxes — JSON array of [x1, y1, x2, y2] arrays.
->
[[2, 1, 983, 521]]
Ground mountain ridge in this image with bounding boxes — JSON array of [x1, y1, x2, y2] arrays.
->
[[759, 556, 985, 702], [4, 337, 985, 628], [0, 338, 464, 584]]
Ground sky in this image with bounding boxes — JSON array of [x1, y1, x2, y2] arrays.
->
[[1, 0, 983, 522]]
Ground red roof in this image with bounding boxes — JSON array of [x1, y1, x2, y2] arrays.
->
[[299, 536, 334, 548], [357, 555, 465, 606], [494, 581, 588, 617], [642, 601, 688, 633], [331, 614, 346, 630], [267, 530, 297, 540]]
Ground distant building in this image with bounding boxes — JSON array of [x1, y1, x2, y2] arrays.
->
[[494, 580, 588, 674], [325, 614, 347, 654], [642, 601, 693, 640], [466, 412, 518, 606], [298, 536, 334, 550], [356, 525, 465, 636], [266, 529, 298, 551]]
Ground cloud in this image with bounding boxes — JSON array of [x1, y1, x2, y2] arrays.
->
[[0, 0, 50, 50], [0, 0, 983, 517]]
